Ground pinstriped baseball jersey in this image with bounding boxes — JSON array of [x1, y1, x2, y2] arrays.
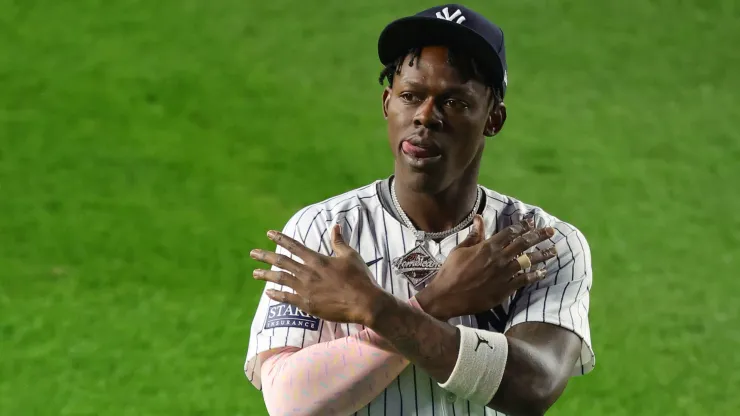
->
[[245, 177, 595, 416]]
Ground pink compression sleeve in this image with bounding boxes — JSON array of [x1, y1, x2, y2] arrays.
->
[[260, 298, 424, 416]]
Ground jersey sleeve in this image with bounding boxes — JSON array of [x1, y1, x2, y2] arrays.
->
[[504, 216, 595, 376], [244, 206, 336, 390]]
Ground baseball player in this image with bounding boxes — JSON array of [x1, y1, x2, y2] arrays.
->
[[245, 4, 595, 416]]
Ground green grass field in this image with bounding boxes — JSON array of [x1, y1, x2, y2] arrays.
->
[[1, 0, 738, 414]]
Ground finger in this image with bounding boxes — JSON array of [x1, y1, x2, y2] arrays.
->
[[250, 249, 303, 273], [500, 227, 555, 259], [265, 289, 303, 306], [253, 269, 300, 289], [504, 247, 557, 275], [487, 217, 534, 248], [508, 268, 548, 290], [455, 215, 485, 249], [528, 246, 558, 265], [330, 224, 352, 256], [266, 230, 322, 264]]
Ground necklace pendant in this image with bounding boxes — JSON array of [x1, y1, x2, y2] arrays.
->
[[391, 242, 442, 290]]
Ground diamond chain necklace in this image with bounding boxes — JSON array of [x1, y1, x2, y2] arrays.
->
[[391, 180, 482, 243]]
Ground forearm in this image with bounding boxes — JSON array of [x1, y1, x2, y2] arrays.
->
[[490, 323, 581, 415], [485, 335, 565, 416], [366, 295, 570, 415], [366, 293, 460, 382], [261, 335, 408, 416], [261, 299, 425, 416]]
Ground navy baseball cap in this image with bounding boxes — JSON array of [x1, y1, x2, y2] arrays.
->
[[378, 4, 508, 97]]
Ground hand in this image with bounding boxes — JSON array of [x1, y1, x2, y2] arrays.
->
[[416, 215, 557, 321], [250, 224, 385, 326]]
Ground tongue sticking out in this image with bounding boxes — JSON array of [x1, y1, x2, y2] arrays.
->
[[402, 141, 439, 158]]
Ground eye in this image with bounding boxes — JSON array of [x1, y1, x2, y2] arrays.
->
[[400, 92, 420, 103], [444, 98, 469, 110]]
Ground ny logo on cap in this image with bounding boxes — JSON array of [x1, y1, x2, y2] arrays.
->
[[436, 7, 466, 24]]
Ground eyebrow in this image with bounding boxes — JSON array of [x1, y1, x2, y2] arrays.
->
[[398, 80, 477, 98]]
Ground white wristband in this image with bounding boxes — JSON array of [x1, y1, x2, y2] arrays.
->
[[438, 325, 509, 405]]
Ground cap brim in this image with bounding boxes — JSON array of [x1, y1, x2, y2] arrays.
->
[[378, 16, 504, 89]]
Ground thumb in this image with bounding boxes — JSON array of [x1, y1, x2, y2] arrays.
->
[[330, 223, 351, 256], [456, 215, 485, 248]]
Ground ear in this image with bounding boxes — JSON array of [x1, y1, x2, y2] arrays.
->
[[382, 87, 392, 120], [484, 101, 507, 137]]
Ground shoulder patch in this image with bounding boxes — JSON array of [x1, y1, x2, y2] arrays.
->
[[264, 303, 321, 331]]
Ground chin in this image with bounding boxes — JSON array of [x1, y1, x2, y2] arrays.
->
[[395, 162, 446, 193]]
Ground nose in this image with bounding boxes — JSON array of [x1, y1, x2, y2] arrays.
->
[[413, 98, 444, 131]]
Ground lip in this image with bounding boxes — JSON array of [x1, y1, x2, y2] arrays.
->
[[403, 134, 441, 152], [401, 151, 443, 168], [399, 135, 443, 167]]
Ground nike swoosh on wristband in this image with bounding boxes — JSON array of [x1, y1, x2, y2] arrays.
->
[[365, 258, 383, 267]]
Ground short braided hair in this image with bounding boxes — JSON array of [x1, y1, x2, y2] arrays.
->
[[378, 47, 503, 106]]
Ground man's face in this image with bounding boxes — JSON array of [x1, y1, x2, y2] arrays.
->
[[383, 46, 505, 193]]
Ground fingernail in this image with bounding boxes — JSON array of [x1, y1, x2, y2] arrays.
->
[[537, 269, 547, 278], [267, 230, 277, 239], [253, 269, 264, 277], [545, 227, 555, 237], [250, 249, 260, 258]]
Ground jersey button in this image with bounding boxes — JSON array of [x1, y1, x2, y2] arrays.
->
[[446, 392, 456, 403]]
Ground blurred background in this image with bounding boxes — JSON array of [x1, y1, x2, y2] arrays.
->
[[1, 0, 738, 414]]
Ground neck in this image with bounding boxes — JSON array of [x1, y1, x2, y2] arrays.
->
[[393, 175, 480, 234]]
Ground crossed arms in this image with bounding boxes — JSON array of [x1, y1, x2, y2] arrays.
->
[[246, 213, 594, 416]]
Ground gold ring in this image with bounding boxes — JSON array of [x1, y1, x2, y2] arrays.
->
[[516, 254, 532, 270]]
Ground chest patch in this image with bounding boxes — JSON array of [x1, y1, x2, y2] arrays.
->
[[264, 303, 320, 331]]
